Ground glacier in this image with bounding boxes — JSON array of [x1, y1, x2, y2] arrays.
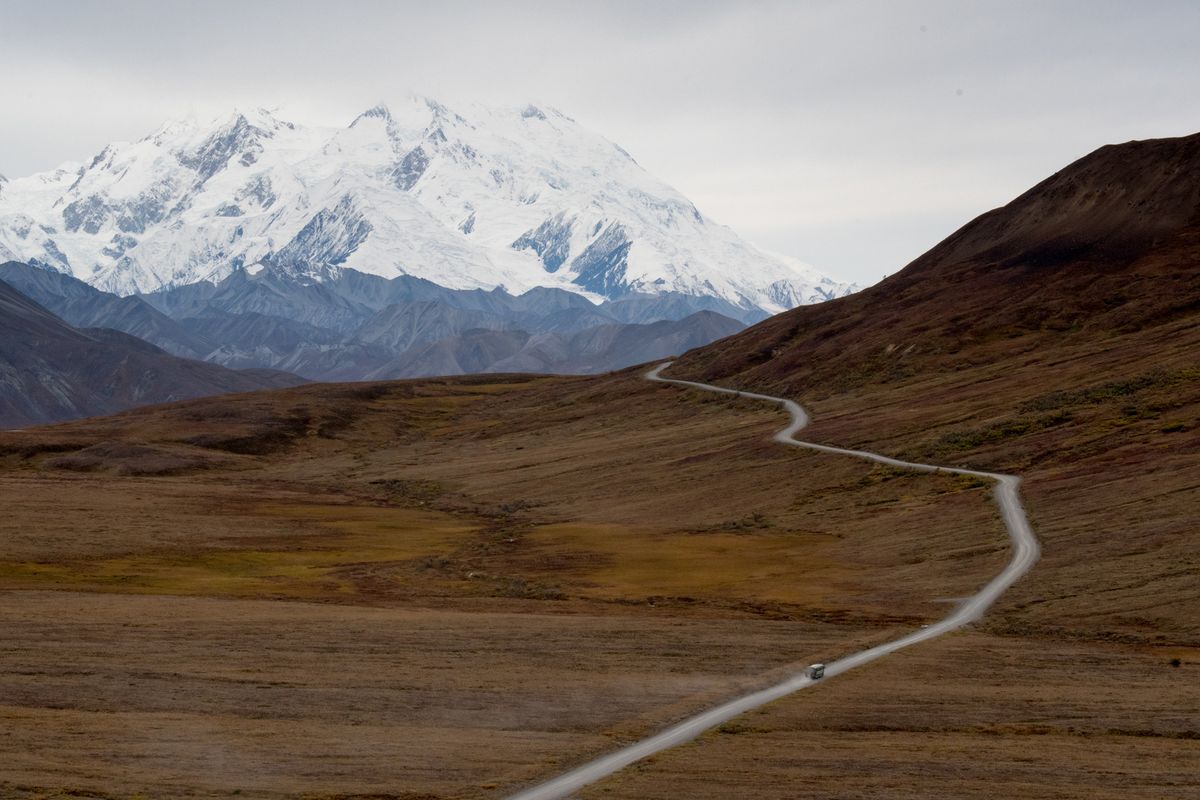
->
[[0, 97, 854, 316]]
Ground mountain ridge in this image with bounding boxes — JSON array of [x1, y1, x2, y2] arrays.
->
[[0, 259, 749, 386], [0, 98, 853, 315], [0, 278, 304, 428]]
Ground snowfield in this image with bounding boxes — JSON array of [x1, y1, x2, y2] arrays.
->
[[0, 98, 853, 315]]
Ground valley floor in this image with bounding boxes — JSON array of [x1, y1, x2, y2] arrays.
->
[[578, 631, 1199, 800], [0, 590, 874, 799], [0, 360, 1195, 799]]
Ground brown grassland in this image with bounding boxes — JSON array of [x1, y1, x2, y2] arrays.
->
[[0, 372, 1008, 799], [0, 342, 1195, 799]]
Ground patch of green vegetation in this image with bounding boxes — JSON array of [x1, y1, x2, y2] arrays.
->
[[1108, 403, 1161, 427], [827, 353, 919, 394], [943, 474, 989, 492], [857, 465, 925, 486], [1018, 367, 1198, 414], [928, 409, 1075, 455]]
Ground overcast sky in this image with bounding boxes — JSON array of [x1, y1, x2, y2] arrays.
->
[[2, 0, 1197, 285]]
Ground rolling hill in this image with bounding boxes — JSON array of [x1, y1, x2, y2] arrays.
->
[[673, 132, 1200, 397]]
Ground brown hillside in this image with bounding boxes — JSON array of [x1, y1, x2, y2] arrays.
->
[[677, 132, 1200, 397], [665, 131, 1200, 645]]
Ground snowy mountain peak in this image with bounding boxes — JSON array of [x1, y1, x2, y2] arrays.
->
[[351, 103, 393, 126], [0, 99, 854, 313]]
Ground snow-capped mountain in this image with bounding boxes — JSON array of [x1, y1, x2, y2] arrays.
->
[[0, 98, 852, 315]]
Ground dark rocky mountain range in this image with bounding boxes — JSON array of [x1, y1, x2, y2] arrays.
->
[[0, 260, 747, 384], [0, 279, 303, 428], [367, 310, 743, 379]]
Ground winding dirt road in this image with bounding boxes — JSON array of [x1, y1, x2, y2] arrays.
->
[[506, 361, 1040, 800]]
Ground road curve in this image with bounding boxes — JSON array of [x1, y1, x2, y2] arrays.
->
[[505, 361, 1040, 800]]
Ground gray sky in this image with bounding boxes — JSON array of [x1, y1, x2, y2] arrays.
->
[[2, 0, 1198, 286]]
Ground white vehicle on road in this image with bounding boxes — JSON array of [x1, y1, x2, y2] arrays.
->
[[806, 663, 826, 680]]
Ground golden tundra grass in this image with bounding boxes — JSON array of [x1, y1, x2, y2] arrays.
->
[[0, 352, 1194, 799]]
